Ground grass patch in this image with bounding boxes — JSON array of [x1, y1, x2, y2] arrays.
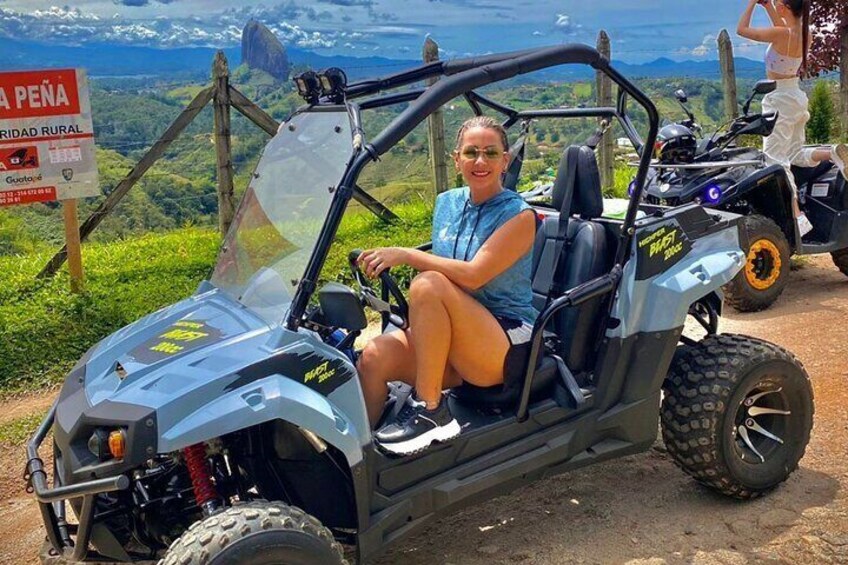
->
[[0, 228, 220, 393], [0, 411, 47, 445], [0, 198, 434, 395]]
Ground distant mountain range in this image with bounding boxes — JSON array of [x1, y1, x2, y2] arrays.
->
[[1, 39, 766, 82]]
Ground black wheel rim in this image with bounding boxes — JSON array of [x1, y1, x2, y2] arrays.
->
[[732, 383, 791, 464], [752, 249, 774, 280]]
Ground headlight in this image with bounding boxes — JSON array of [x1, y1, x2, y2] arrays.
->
[[704, 184, 723, 204], [88, 428, 127, 461]]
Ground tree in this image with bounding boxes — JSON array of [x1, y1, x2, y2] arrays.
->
[[807, 81, 833, 144], [807, 1, 848, 137]]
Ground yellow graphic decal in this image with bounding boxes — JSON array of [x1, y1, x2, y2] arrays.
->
[[159, 328, 210, 342], [131, 318, 225, 363], [304, 361, 336, 384], [149, 341, 184, 354], [638, 226, 685, 262], [173, 321, 205, 329]]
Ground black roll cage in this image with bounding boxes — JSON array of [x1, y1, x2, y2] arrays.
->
[[284, 43, 659, 421]]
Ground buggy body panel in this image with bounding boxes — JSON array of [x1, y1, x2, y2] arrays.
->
[[51, 286, 369, 489], [611, 205, 745, 338]]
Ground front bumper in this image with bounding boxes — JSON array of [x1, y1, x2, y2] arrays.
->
[[24, 402, 130, 562]]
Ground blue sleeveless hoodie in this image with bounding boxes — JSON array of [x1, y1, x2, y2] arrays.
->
[[432, 187, 538, 325]]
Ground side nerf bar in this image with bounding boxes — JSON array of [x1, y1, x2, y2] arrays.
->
[[24, 401, 130, 560]]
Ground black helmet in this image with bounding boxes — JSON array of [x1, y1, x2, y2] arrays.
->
[[655, 123, 697, 164]]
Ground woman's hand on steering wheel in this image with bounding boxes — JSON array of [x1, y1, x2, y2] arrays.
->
[[348, 249, 410, 330], [357, 247, 409, 279]]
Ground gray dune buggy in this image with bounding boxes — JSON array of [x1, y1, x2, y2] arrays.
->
[[25, 45, 814, 564]]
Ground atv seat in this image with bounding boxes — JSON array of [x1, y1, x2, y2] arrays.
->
[[792, 161, 833, 190], [454, 145, 609, 408]]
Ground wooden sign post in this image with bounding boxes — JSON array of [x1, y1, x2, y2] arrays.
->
[[62, 199, 84, 293], [0, 68, 99, 292]]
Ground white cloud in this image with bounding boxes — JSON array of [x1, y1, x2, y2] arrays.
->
[[0, 4, 349, 49], [553, 12, 580, 35], [676, 33, 717, 57]]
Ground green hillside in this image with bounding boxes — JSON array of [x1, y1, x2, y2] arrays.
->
[[0, 201, 433, 395], [0, 74, 743, 255]]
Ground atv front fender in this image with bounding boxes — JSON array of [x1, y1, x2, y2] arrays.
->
[[612, 210, 745, 338], [158, 374, 366, 467]]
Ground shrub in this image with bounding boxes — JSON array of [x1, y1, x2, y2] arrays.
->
[[807, 80, 833, 144]]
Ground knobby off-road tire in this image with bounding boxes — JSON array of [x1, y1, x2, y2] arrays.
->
[[159, 501, 347, 565], [723, 215, 791, 312], [831, 248, 848, 277], [661, 334, 813, 500]]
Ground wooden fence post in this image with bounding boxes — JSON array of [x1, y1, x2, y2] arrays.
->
[[423, 37, 450, 196], [62, 199, 84, 293], [595, 30, 614, 191], [38, 86, 215, 278], [718, 30, 739, 122], [213, 51, 236, 236]]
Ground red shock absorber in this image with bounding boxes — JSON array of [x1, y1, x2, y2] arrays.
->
[[183, 443, 218, 515]]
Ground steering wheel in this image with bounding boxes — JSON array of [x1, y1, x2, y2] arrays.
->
[[348, 250, 409, 330]]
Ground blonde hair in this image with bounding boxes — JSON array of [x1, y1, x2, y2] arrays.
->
[[454, 116, 509, 152]]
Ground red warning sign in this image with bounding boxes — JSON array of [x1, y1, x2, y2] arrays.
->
[[0, 186, 56, 206], [0, 70, 81, 120], [0, 68, 98, 206], [0, 146, 39, 171]]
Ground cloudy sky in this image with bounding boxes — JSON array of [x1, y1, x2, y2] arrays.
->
[[0, 1, 774, 62]]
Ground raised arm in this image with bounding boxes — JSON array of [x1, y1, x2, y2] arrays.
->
[[737, 0, 789, 43], [761, 0, 784, 26]]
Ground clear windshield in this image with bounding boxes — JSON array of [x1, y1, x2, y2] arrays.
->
[[210, 110, 352, 323]]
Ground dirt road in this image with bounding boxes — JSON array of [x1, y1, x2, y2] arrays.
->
[[2, 255, 846, 564]]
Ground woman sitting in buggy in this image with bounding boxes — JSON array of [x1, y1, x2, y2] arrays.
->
[[356, 116, 538, 456]]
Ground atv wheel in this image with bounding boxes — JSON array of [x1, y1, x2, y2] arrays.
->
[[831, 248, 848, 277], [159, 501, 347, 565], [723, 215, 790, 312], [661, 334, 813, 500]]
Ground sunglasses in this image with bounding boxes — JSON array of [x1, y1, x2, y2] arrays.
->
[[457, 147, 504, 161]]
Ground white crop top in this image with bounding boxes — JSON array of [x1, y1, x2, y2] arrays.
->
[[765, 44, 802, 76]]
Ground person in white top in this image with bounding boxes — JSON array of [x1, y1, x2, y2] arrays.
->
[[737, 0, 847, 237]]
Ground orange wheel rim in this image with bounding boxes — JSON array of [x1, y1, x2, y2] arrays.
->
[[744, 239, 782, 290]]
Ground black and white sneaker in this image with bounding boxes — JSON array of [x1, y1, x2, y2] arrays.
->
[[374, 395, 460, 456]]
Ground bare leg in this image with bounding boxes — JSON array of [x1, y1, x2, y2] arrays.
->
[[408, 271, 511, 409], [810, 148, 831, 163], [358, 270, 513, 426], [357, 330, 462, 427]]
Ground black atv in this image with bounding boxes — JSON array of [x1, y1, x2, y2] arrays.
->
[[644, 80, 848, 312]]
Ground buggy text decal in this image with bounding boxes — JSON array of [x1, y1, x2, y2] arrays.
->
[[129, 320, 224, 364], [304, 361, 336, 385], [636, 222, 692, 280], [224, 349, 354, 397]]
